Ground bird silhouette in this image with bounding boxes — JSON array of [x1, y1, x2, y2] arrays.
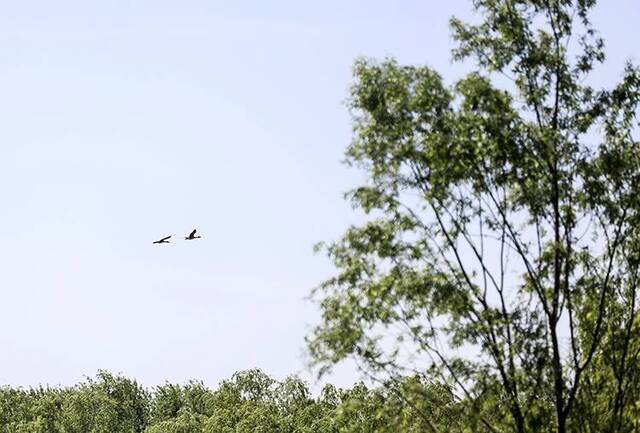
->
[[185, 229, 202, 240], [153, 235, 172, 244]]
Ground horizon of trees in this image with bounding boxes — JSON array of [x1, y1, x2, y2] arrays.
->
[[0, 369, 461, 433]]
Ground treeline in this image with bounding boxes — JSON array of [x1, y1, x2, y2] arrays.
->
[[0, 369, 463, 433]]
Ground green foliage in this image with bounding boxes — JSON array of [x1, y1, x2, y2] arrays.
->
[[0, 372, 148, 433], [308, 1, 640, 432], [0, 370, 461, 433]]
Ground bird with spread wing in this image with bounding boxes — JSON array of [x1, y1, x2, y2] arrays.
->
[[185, 229, 202, 240], [153, 235, 172, 244]]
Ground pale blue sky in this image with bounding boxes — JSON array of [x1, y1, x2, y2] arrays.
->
[[0, 1, 638, 389]]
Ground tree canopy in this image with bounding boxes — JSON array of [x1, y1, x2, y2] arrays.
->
[[0, 370, 461, 433], [308, 1, 640, 432]]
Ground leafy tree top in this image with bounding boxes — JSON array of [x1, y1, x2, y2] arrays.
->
[[308, 1, 640, 432]]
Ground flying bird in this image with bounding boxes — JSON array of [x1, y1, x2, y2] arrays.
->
[[153, 235, 172, 244], [185, 229, 202, 240]]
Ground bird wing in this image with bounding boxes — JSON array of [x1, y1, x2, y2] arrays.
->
[[190, 229, 197, 237], [160, 235, 171, 242]]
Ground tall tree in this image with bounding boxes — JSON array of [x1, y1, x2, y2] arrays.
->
[[307, 1, 640, 432]]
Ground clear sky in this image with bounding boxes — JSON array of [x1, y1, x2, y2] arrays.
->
[[0, 0, 638, 390]]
